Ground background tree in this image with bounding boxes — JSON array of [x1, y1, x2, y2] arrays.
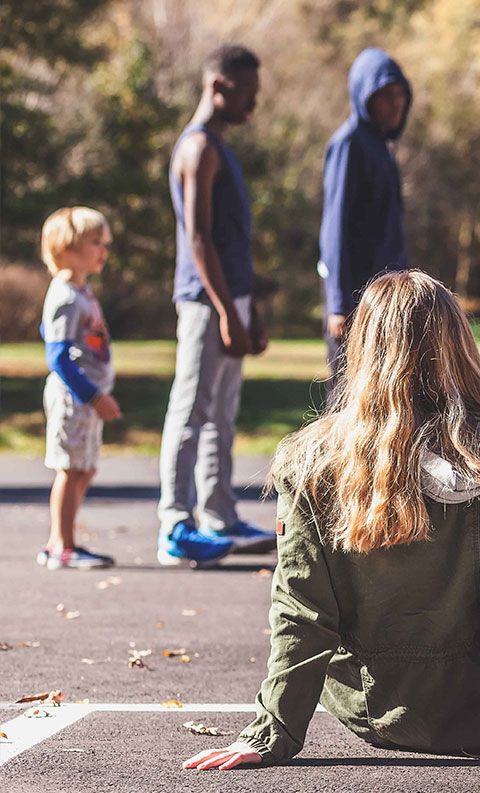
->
[[1, 0, 479, 340]]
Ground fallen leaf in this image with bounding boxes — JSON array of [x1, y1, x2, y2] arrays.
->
[[76, 698, 90, 704], [0, 642, 12, 651], [183, 721, 222, 736], [181, 608, 202, 616], [56, 604, 79, 619], [0, 732, 8, 739], [180, 655, 190, 663], [194, 652, 200, 658], [24, 707, 50, 718], [163, 648, 186, 657], [81, 658, 95, 665], [161, 700, 183, 709], [252, 568, 273, 578], [15, 690, 64, 706], [156, 621, 165, 629], [128, 648, 153, 670], [17, 641, 41, 647]]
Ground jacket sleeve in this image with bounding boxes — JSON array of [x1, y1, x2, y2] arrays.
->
[[41, 291, 99, 404], [45, 341, 98, 404], [319, 135, 362, 316], [237, 480, 340, 765]]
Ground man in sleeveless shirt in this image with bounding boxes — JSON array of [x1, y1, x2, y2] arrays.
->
[[157, 45, 274, 567]]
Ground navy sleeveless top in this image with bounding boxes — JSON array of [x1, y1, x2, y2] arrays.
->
[[170, 124, 254, 303]]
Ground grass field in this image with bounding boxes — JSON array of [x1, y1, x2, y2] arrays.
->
[[0, 340, 329, 456]]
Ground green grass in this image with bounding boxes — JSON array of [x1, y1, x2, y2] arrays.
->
[[0, 340, 329, 456], [4, 325, 478, 457]]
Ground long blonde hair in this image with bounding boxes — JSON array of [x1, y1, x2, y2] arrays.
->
[[273, 270, 480, 553]]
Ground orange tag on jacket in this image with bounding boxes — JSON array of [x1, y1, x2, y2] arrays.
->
[[276, 520, 285, 536]]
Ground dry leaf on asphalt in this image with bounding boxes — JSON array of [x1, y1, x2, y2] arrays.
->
[[128, 648, 153, 670], [156, 621, 165, 629], [0, 732, 8, 739], [17, 641, 41, 647], [182, 721, 222, 736], [252, 568, 273, 578], [0, 642, 12, 651], [81, 658, 95, 665], [96, 576, 122, 591], [15, 690, 64, 706], [161, 700, 183, 709], [56, 604, 80, 619], [24, 707, 50, 718], [76, 698, 90, 704], [180, 655, 190, 663], [163, 648, 186, 657]]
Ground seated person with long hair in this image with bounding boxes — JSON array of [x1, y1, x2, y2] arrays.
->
[[184, 270, 480, 770]]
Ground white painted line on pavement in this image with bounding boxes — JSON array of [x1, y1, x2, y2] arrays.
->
[[0, 702, 326, 766], [0, 704, 93, 766], [89, 702, 326, 713]]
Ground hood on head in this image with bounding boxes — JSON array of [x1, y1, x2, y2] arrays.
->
[[348, 47, 412, 139], [420, 451, 480, 504]]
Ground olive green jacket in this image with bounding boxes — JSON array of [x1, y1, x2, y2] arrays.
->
[[238, 453, 480, 763]]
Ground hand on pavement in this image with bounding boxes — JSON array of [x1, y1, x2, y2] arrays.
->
[[93, 394, 122, 421], [183, 741, 262, 771]]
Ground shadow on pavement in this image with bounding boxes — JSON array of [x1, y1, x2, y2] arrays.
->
[[115, 562, 276, 573], [288, 757, 480, 767], [0, 484, 271, 504]]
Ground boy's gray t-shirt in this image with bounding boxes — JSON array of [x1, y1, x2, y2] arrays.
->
[[42, 276, 115, 395]]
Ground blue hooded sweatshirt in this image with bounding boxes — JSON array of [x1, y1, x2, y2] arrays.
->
[[319, 48, 412, 316]]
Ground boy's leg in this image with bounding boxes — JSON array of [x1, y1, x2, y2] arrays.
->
[[195, 354, 243, 531], [195, 295, 249, 530], [48, 469, 93, 551], [41, 378, 112, 567], [195, 295, 276, 551], [195, 296, 251, 531], [158, 299, 223, 538]]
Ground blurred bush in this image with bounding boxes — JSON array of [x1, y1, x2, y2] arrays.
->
[[0, 264, 49, 341]]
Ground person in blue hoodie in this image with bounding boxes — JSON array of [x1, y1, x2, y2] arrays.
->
[[318, 47, 412, 382]]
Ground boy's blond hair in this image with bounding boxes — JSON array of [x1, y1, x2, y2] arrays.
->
[[41, 207, 110, 275]]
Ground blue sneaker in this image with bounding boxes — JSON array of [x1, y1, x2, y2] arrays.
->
[[199, 520, 276, 553], [157, 522, 233, 568]]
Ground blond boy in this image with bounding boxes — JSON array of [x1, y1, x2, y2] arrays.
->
[[38, 207, 122, 570]]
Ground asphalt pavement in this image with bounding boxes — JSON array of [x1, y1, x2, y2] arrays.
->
[[0, 455, 478, 792]]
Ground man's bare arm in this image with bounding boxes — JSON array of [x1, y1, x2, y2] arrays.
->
[[180, 134, 251, 357]]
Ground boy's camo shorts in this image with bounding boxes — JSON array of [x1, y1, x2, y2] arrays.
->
[[43, 376, 103, 471]]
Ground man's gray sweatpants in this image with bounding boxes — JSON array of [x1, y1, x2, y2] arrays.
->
[[158, 295, 250, 537]]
